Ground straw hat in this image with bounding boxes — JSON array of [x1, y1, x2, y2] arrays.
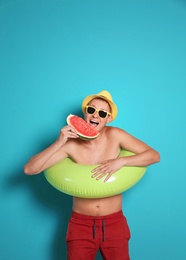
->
[[82, 90, 118, 121]]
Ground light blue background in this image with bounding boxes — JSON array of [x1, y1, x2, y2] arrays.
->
[[0, 0, 186, 259]]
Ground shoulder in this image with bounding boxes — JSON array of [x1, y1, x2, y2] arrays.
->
[[105, 126, 136, 144], [104, 126, 128, 141], [105, 126, 127, 135]]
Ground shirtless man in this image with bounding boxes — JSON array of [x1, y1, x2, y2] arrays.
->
[[24, 90, 160, 260]]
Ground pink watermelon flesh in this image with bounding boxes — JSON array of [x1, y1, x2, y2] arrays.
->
[[67, 114, 99, 139]]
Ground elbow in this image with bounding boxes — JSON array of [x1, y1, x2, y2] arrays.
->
[[24, 164, 40, 175], [24, 165, 33, 175], [154, 151, 161, 163]]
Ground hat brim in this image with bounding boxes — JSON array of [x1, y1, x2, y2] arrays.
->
[[82, 94, 118, 121]]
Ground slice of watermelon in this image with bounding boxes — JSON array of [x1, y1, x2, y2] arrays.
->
[[66, 114, 100, 140]]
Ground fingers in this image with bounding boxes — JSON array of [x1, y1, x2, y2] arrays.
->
[[91, 171, 113, 182], [61, 125, 77, 134], [91, 161, 111, 176], [91, 159, 120, 182], [91, 163, 113, 182], [98, 173, 111, 181], [103, 173, 113, 182], [60, 125, 79, 138], [57, 125, 79, 145]]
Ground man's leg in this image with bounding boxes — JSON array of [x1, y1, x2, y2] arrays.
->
[[66, 213, 99, 260], [99, 213, 130, 260]]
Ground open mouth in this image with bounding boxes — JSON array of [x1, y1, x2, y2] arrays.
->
[[89, 120, 99, 127]]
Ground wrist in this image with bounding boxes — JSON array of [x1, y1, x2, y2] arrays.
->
[[55, 138, 65, 147]]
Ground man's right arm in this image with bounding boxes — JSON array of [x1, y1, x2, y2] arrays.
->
[[24, 125, 78, 175]]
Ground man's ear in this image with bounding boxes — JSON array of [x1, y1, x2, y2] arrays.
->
[[107, 115, 112, 123]]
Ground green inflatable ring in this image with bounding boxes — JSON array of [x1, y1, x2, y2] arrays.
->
[[44, 149, 147, 198]]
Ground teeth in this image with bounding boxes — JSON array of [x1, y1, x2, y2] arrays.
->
[[90, 120, 98, 126]]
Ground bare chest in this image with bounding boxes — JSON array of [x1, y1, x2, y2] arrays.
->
[[70, 142, 120, 165]]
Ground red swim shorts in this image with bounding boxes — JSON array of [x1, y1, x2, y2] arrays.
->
[[66, 210, 130, 260]]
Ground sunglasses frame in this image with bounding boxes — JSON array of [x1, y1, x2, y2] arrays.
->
[[85, 105, 111, 118]]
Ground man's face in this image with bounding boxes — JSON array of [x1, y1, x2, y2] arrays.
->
[[84, 98, 112, 131]]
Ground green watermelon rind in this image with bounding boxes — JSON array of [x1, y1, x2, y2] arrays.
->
[[66, 114, 100, 140]]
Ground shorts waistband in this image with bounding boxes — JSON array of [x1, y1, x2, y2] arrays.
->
[[71, 210, 123, 221], [71, 210, 124, 242]]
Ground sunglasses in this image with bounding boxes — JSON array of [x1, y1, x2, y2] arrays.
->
[[85, 106, 111, 118]]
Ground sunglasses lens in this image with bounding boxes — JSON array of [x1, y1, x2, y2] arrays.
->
[[99, 110, 107, 118], [86, 106, 109, 118], [87, 106, 96, 114]]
